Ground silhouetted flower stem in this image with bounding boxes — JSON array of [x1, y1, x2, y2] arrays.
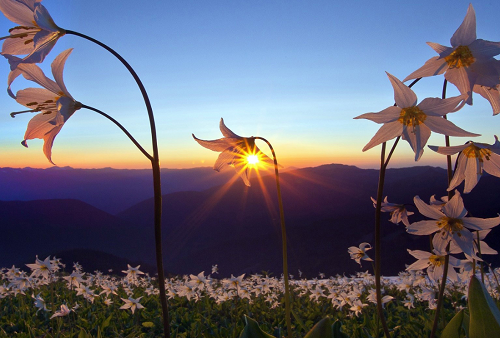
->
[[253, 136, 292, 338], [430, 79, 453, 338], [66, 30, 170, 338], [373, 78, 421, 338]]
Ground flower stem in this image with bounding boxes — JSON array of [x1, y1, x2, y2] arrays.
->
[[253, 136, 292, 338], [66, 30, 170, 338], [430, 79, 452, 338]]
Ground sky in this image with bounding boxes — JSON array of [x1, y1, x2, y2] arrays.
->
[[1, 0, 499, 170]]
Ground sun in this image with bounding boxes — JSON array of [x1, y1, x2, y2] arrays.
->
[[246, 154, 259, 165]]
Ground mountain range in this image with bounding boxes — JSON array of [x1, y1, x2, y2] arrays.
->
[[1, 164, 499, 278]]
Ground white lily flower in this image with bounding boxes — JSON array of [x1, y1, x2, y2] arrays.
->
[[9, 48, 81, 164], [355, 73, 478, 161], [120, 297, 144, 314], [407, 191, 500, 260], [193, 118, 274, 186], [0, 0, 65, 69], [429, 136, 500, 193], [404, 4, 500, 112]]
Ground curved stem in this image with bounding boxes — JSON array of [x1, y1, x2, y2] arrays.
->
[[82, 105, 153, 161], [253, 136, 292, 338], [66, 30, 170, 337]]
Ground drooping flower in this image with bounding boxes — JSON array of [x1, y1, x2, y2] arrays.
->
[[192, 118, 273, 186], [120, 296, 144, 314], [406, 249, 460, 282], [450, 229, 498, 256], [50, 304, 71, 319], [407, 191, 500, 260], [0, 0, 65, 69], [371, 196, 413, 226], [355, 73, 478, 161], [404, 4, 500, 111], [32, 293, 49, 313], [348, 243, 373, 265], [9, 48, 82, 164], [429, 136, 500, 193]]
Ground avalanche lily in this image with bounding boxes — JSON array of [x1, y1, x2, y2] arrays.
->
[[9, 48, 82, 164], [429, 136, 500, 193], [406, 249, 461, 282], [192, 118, 273, 186], [0, 0, 65, 69], [371, 196, 413, 226], [355, 72, 478, 160], [120, 296, 144, 314], [348, 242, 373, 265], [407, 191, 500, 260], [50, 304, 71, 319], [404, 4, 500, 111]]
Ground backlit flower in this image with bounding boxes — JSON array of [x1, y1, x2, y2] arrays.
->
[[406, 249, 460, 282], [348, 242, 373, 265], [429, 136, 500, 193], [371, 196, 413, 226], [120, 296, 144, 314], [404, 4, 500, 110], [193, 118, 273, 186], [407, 191, 500, 260], [9, 48, 81, 164], [0, 0, 65, 69], [50, 304, 70, 319], [355, 73, 478, 161]]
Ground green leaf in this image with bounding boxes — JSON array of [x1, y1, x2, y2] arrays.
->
[[101, 315, 112, 329], [468, 275, 500, 338], [142, 321, 155, 328], [304, 317, 333, 338], [239, 315, 275, 338], [441, 309, 466, 338], [332, 320, 349, 338]]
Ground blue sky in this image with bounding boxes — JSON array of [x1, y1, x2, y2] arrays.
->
[[1, 0, 499, 169]]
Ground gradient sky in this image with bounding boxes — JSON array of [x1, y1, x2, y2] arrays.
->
[[1, 0, 499, 170]]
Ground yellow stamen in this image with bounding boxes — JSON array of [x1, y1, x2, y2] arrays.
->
[[437, 217, 464, 233], [398, 106, 427, 126], [445, 45, 475, 69], [462, 144, 492, 162], [429, 255, 445, 267]]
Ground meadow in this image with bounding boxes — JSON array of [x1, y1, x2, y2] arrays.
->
[[1, 257, 494, 337]]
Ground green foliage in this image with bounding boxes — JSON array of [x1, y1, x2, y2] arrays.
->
[[239, 316, 276, 338], [441, 309, 467, 338], [468, 275, 500, 338], [303, 317, 333, 338]]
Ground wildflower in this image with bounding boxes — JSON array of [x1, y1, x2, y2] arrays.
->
[[404, 4, 500, 112], [429, 136, 500, 193], [407, 191, 500, 260], [348, 242, 373, 265], [9, 48, 82, 164], [120, 296, 144, 314], [349, 299, 368, 317], [0, 0, 65, 69], [450, 229, 498, 256], [63, 271, 84, 289], [103, 298, 113, 306], [26, 256, 53, 279], [371, 196, 413, 226], [406, 249, 460, 282], [355, 73, 477, 161], [367, 289, 394, 307], [403, 293, 415, 309], [193, 118, 273, 186], [50, 304, 70, 319], [211, 264, 219, 274], [32, 293, 48, 313], [122, 264, 144, 282]]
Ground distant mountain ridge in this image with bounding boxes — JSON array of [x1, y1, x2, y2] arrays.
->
[[2, 163, 500, 277]]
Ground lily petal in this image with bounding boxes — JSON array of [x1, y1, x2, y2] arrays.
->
[[386, 72, 417, 108], [450, 4, 476, 47]]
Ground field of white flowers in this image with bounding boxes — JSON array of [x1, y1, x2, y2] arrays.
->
[[1, 256, 496, 337]]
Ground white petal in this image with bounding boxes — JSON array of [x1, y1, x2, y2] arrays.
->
[[442, 191, 467, 218], [402, 123, 431, 161], [361, 121, 402, 152], [462, 215, 500, 230], [386, 72, 417, 108], [213, 149, 236, 172], [483, 155, 500, 177], [445, 68, 474, 105], [427, 42, 453, 55], [450, 4, 476, 47], [473, 85, 500, 116], [51, 49, 73, 99], [417, 96, 465, 116], [219, 118, 241, 138], [404, 57, 447, 82], [414, 195, 444, 219], [468, 39, 500, 60], [33, 3, 61, 32], [192, 134, 238, 152], [407, 220, 439, 235], [0, 0, 37, 26], [428, 143, 469, 156], [17, 62, 60, 95], [423, 116, 480, 137], [354, 106, 401, 124], [407, 249, 431, 260], [463, 157, 480, 193], [447, 154, 467, 191]]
